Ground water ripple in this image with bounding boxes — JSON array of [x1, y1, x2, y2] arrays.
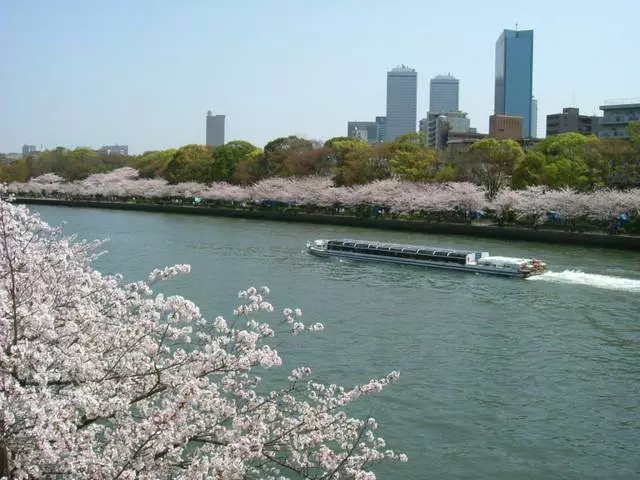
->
[[31, 206, 640, 480]]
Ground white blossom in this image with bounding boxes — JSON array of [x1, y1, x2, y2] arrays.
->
[[8, 168, 640, 227], [0, 196, 405, 479]]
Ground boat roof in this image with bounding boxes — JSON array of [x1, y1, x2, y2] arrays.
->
[[479, 256, 531, 263], [326, 238, 482, 255]]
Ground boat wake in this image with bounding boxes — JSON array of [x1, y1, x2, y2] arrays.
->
[[528, 270, 640, 293]]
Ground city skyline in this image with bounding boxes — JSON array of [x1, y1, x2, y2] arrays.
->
[[1, 0, 638, 154]]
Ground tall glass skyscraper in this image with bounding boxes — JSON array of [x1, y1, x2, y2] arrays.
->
[[385, 66, 417, 141], [429, 74, 459, 114], [494, 29, 534, 137]]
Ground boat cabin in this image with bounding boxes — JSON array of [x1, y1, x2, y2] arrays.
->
[[476, 256, 529, 270], [325, 239, 488, 266]]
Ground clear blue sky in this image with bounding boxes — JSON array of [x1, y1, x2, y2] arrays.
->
[[1, 0, 637, 154]]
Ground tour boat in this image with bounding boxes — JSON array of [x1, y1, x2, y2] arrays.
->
[[306, 239, 547, 278]]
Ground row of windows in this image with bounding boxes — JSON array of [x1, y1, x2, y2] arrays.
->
[[328, 243, 469, 257], [327, 245, 467, 264]]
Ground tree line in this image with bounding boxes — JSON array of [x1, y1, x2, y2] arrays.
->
[[2, 122, 639, 194]]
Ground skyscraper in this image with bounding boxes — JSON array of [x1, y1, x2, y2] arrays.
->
[[206, 111, 225, 147], [429, 74, 459, 114], [385, 66, 417, 141], [494, 29, 534, 137]]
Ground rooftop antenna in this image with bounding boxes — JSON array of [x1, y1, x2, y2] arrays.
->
[[572, 89, 576, 107]]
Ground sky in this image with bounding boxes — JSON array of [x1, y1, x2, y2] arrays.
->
[[1, 0, 638, 154]]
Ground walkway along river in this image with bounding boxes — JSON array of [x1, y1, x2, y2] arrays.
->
[[31, 204, 640, 480]]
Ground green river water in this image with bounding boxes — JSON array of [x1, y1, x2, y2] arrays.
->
[[32, 205, 640, 479]]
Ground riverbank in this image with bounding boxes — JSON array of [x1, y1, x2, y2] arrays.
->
[[15, 197, 640, 251]]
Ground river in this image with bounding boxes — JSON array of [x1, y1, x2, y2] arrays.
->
[[32, 205, 640, 479]]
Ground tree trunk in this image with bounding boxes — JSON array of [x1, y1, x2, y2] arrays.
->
[[0, 442, 10, 478]]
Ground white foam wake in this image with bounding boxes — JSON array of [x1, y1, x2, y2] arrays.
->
[[528, 270, 640, 293]]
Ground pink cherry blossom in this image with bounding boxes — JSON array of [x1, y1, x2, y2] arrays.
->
[[0, 195, 406, 479], [8, 168, 640, 229]]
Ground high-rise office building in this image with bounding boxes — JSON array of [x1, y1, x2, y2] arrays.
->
[[385, 66, 417, 141], [206, 111, 225, 147], [429, 74, 459, 114], [494, 29, 534, 137]]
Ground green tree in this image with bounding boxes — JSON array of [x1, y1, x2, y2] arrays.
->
[[59, 148, 100, 180], [433, 163, 458, 182], [512, 151, 546, 188], [0, 159, 28, 182], [386, 135, 437, 181], [230, 149, 265, 185], [392, 132, 424, 145], [163, 144, 213, 184], [599, 137, 640, 188], [20, 147, 130, 181], [526, 133, 593, 189], [323, 137, 353, 149], [316, 138, 371, 181], [333, 143, 390, 186], [262, 136, 314, 176], [133, 149, 176, 178], [282, 147, 333, 177], [328, 138, 370, 166], [463, 138, 524, 198], [628, 120, 640, 149], [208, 141, 260, 182]]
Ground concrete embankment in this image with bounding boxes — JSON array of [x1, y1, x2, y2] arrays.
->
[[15, 197, 640, 251]]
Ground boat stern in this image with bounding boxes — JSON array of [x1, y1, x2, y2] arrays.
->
[[521, 259, 547, 277]]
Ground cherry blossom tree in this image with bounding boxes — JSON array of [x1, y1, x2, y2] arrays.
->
[[290, 176, 340, 208], [511, 186, 550, 227], [0, 197, 406, 479], [489, 188, 523, 225], [28, 173, 65, 186], [7, 168, 640, 232], [543, 188, 589, 221], [199, 183, 251, 204], [441, 182, 487, 217], [585, 189, 640, 234], [350, 180, 405, 208]]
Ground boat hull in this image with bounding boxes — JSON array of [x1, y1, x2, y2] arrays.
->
[[307, 246, 539, 278]]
